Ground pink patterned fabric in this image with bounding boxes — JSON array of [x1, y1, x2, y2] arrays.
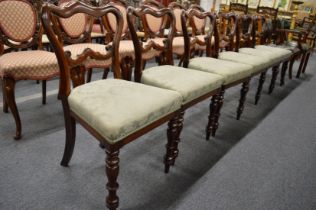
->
[[173, 8, 183, 32], [0, 50, 59, 80], [193, 16, 206, 32], [0, 0, 36, 42], [63, 43, 112, 69], [107, 4, 128, 34], [172, 36, 185, 55], [59, 13, 87, 38], [145, 6, 163, 33]]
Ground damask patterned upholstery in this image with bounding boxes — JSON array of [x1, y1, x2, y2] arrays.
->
[[188, 57, 253, 84], [59, 13, 87, 38], [0, 50, 59, 80], [239, 47, 291, 64], [219, 51, 273, 74], [255, 45, 292, 60], [0, 0, 36, 42], [63, 43, 111, 68], [141, 65, 224, 104], [68, 79, 182, 143]]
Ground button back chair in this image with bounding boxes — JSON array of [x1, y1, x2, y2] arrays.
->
[[127, 6, 225, 169], [0, 0, 59, 139], [42, 2, 183, 209]]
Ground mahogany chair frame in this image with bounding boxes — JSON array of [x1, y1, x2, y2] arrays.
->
[[0, 0, 59, 139], [42, 2, 180, 210], [56, 0, 109, 82], [128, 6, 222, 170], [141, 0, 167, 39], [182, 10, 251, 138], [256, 6, 278, 44], [168, 2, 191, 66]]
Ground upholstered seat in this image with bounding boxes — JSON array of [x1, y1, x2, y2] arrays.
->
[[64, 43, 111, 68], [188, 57, 253, 84], [218, 51, 273, 73], [0, 50, 59, 80], [239, 48, 287, 64], [141, 65, 224, 104], [68, 79, 182, 143], [254, 45, 292, 59]]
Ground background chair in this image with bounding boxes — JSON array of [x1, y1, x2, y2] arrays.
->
[[0, 0, 59, 139]]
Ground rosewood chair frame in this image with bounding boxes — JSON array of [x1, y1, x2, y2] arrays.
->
[[42, 2, 181, 210]]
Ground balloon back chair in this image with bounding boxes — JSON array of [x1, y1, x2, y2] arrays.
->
[[168, 2, 190, 66], [103, 0, 136, 80], [0, 0, 59, 139], [42, 2, 183, 209], [128, 6, 225, 160], [56, 0, 110, 82], [187, 4, 209, 56]]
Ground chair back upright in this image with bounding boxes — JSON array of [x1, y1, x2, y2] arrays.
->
[[55, 0, 94, 45], [182, 9, 218, 67], [217, 12, 239, 52], [168, 2, 186, 35], [42, 1, 123, 96], [238, 14, 255, 48], [127, 6, 175, 82], [256, 6, 278, 43], [103, 0, 129, 41], [141, 0, 166, 39], [0, 0, 44, 52]]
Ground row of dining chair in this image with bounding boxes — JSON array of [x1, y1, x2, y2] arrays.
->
[[0, 0, 311, 209]]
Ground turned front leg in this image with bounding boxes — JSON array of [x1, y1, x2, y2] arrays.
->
[[206, 94, 219, 140], [237, 80, 250, 120], [105, 149, 120, 210]]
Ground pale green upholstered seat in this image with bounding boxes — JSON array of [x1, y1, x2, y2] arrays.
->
[[255, 45, 292, 60], [218, 51, 273, 74], [239, 48, 282, 64], [188, 57, 253, 84], [68, 79, 182, 144], [141, 65, 224, 104]]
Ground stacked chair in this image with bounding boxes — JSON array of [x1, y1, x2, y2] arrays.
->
[[0, 0, 313, 209]]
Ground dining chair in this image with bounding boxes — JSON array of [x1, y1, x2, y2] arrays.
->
[[57, 0, 109, 82], [127, 6, 225, 168], [0, 0, 59, 139], [168, 2, 190, 66], [42, 2, 183, 210], [181, 10, 254, 137]]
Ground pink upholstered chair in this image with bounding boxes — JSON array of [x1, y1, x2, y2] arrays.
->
[[0, 0, 59, 139], [57, 0, 110, 82]]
